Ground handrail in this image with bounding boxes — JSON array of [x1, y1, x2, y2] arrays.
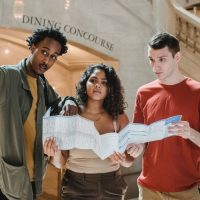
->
[[170, 0, 200, 28], [170, 0, 200, 54]]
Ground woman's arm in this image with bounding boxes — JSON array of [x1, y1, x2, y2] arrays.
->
[[109, 113, 135, 167], [49, 150, 69, 169], [43, 138, 68, 168]]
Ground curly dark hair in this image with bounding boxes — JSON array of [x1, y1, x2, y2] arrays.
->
[[26, 27, 68, 55], [76, 63, 127, 119]]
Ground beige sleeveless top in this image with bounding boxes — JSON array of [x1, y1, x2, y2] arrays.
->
[[67, 121, 120, 173]]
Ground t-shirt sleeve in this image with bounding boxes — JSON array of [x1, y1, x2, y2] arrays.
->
[[133, 91, 144, 123]]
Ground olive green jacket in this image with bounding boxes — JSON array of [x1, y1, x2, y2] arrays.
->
[[0, 59, 58, 200]]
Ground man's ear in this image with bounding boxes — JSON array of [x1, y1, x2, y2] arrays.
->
[[30, 45, 36, 53], [175, 52, 182, 63]]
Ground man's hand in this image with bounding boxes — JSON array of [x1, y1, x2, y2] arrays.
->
[[168, 121, 200, 147], [168, 121, 190, 139], [60, 100, 78, 116]]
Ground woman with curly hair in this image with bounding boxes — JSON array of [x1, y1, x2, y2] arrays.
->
[[44, 63, 138, 200]]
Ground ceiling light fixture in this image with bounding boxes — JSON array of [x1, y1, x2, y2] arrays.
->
[[4, 49, 10, 54], [13, 0, 24, 19], [65, 0, 70, 10]]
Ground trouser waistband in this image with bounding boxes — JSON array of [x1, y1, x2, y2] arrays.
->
[[66, 169, 121, 181]]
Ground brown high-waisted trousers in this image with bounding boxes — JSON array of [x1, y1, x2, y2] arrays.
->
[[61, 169, 128, 200]]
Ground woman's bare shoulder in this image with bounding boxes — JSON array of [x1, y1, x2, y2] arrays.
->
[[117, 113, 129, 130]]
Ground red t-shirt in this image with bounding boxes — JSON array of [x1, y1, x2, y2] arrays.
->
[[133, 78, 200, 192]]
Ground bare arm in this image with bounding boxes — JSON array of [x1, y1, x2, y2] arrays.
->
[[109, 113, 134, 167], [49, 150, 69, 169], [189, 128, 200, 147], [43, 138, 69, 168]]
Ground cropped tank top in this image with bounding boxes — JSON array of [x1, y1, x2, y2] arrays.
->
[[67, 120, 120, 173]]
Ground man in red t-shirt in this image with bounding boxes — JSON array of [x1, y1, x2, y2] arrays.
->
[[131, 32, 200, 199]]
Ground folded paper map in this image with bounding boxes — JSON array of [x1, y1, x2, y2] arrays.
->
[[43, 114, 181, 159]]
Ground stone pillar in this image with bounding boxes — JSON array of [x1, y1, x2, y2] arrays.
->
[[152, 0, 177, 34]]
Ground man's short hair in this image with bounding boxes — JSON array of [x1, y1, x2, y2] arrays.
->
[[148, 32, 180, 56], [26, 27, 68, 55]]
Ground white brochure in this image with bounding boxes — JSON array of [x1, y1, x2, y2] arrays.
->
[[43, 114, 181, 159]]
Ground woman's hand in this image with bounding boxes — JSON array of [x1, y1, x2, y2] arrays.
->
[[126, 143, 145, 158], [109, 152, 126, 163], [43, 137, 68, 168], [43, 137, 58, 156]]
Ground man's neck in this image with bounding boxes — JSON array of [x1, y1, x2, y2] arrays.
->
[[159, 74, 186, 85], [25, 57, 38, 78]]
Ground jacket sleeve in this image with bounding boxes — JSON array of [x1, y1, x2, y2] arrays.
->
[[0, 67, 6, 105], [0, 66, 20, 105]]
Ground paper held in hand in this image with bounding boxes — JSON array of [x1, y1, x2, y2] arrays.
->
[[43, 114, 181, 159]]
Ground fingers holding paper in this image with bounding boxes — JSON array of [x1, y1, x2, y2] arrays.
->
[[126, 143, 145, 158], [109, 152, 126, 163], [63, 104, 78, 116], [168, 121, 190, 139], [43, 137, 58, 156], [109, 151, 135, 168], [60, 99, 79, 116], [167, 121, 200, 147]]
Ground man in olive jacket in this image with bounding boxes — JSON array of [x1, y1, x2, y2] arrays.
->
[[0, 28, 68, 200]]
